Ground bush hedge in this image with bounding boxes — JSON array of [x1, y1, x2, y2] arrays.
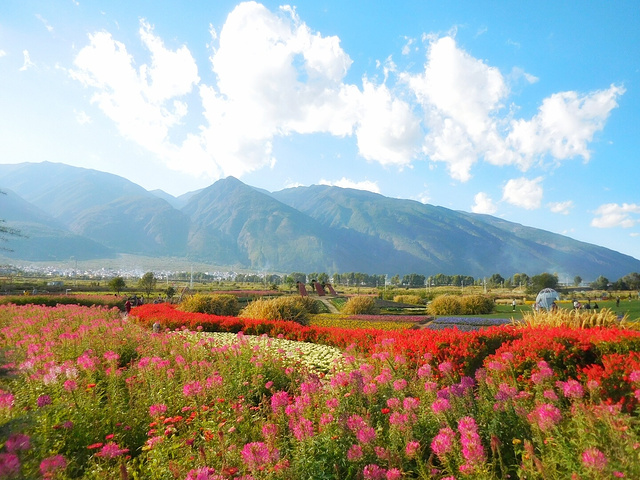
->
[[178, 293, 240, 316]]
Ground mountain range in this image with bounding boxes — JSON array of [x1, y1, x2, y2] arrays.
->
[[1, 161, 639, 280]]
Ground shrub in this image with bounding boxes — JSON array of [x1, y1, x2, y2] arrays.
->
[[341, 296, 379, 315], [239, 296, 314, 325], [427, 295, 461, 315], [393, 294, 423, 305], [459, 295, 494, 314], [178, 293, 240, 316]]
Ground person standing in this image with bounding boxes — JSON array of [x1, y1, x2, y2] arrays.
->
[[512, 299, 517, 311], [125, 298, 132, 315]]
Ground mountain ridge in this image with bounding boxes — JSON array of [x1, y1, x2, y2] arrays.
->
[[1, 162, 639, 279]]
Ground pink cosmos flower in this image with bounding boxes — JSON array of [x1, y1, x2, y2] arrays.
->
[[0, 453, 20, 477], [582, 447, 607, 472], [5, 433, 30, 452], [431, 397, 451, 414], [431, 426, 455, 458], [527, 403, 562, 431], [347, 444, 363, 461], [405, 440, 420, 458], [393, 379, 407, 391], [149, 403, 167, 417], [363, 464, 386, 480], [271, 391, 290, 413], [241, 442, 277, 469], [39, 454, 67, 476], [96, 442, 129, 458], [386, 468, 402, 480], [356, 426, 376, 444]]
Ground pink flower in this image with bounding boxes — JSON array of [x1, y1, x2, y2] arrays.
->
[[0, 392, 15, 409], [403, 397, 420, 410], [405, 440, 420, 458], [291, 416, 314, 440], [347, 444, 363, 461], [417, 364, 432, 378], [149, 403, 167, 417], [262, 423, 278, 438], [5, 433, 30, 452], [241, 442, 277, 469], [458, 416, 486, 471], [528, 403, 562, 431], [182, 380, 203, 397], [431, 397, 451, 414], [39, 454, 67, 476], [531, 361, 553, 384], [630, 370, 640, 383], [363, 464, 387, 480], [386, 398, 401, 410], [0, 453, 20, 477], [185, 467, 222, 479], [103, 351, 120, 362], [77, 351, 98, 371], [271, 391, 290, 413], [63, 379, 78, 391], [37, 394, 52, 408], [582, 447, 607, 472], [386, 468, 402, 480], [438, 361, 453, 375], [393, 379, 407, 391], [557, 379, 584, 399], [431, 427, 455, 458], [356, 426, 376, 444], [96, 442, 129, 458]]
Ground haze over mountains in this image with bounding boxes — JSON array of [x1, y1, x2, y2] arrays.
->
[[1, 162, 639, 280]]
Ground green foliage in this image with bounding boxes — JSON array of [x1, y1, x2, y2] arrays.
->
[[108, 276, 126, 295], [392, 294, 423, 305], [459, 294, 495, 314], [427, 294, 462, 315], [341, 296, 379, 315], [239, 295, 316, 325], [165, 286, 176, 299], [179, 293, 240, 316], [529, 272, 559, 293]]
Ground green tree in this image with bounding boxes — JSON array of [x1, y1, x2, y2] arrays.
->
[[530, 272, 559, 293], [488, 273, 505, 288], [165, 286, 176, 300], [138, 272, 157, 297], [512, 273, 530, 288], [108, 276, 126, 295], [573, 276, 582, 287], [590, 275, 610, 290], [390, 275, 401, 286]]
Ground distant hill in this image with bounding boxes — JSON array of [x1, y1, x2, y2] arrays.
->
[[2, 161, 639, 279]]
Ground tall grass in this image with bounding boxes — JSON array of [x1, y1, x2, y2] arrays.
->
[[520, 307, 633, 329]]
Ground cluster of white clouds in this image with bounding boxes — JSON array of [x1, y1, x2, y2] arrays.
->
[[66, 2, 629, 227]]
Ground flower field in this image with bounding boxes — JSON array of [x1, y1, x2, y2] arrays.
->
[[1, 303, 640, 478]]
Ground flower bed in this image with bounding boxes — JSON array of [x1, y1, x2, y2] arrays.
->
[[1, 303, 640, 479]]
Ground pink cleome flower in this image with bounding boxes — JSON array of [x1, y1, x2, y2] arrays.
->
[[39, 454, 67, 476], [431, 426, 456, 459], [527, 403, 562, 432], [582, 447, 608, 472], [95, 442, 129, 458]]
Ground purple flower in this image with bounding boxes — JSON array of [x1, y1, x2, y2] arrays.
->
[[37, 394, 52, 408], [0, 453, 20, 477]]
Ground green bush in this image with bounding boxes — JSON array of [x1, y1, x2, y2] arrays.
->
[[341, 296, 379, 315], [179, 293, 240, 316], [393, 294, 423, 305], [459, 295, 495, 314], [427, 295, 462, 315], [239, 296, 315, 325]]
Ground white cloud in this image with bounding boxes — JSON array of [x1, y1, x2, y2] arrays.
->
[[19, 50, 35, 71], [413, 190, 431, 204], [74, 110, 92, 125], [0, 50, 6, 58], [502, 177, 543, 210], [319, 177, 380, 193], [548, 200, 573, 215], [591, 203, 640, 228], [36, 14, 53, 33], [507, 85, 625, 170], [68, 3, 624, 187], [70, 20, 200, 165], [471, 192, 497, 214], [404, 36, 513, 181]]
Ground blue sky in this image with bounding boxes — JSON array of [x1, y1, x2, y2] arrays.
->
[[1, 1, 640, 264]]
